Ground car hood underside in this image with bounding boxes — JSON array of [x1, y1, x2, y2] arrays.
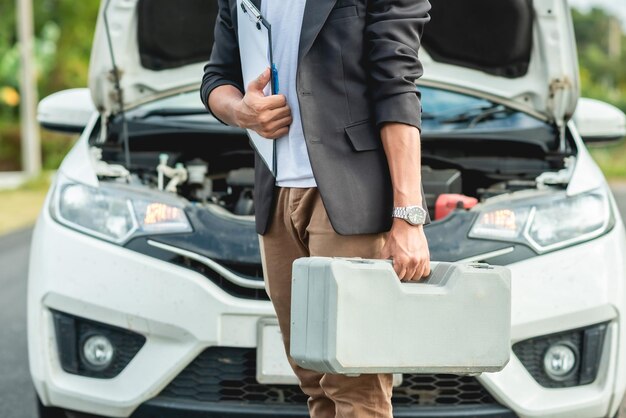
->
[[89, 0, 579, 125]]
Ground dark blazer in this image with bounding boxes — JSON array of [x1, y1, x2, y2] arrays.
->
[[201, 0, 431, 235]]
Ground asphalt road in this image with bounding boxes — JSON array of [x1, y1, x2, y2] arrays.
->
[[1, 186, 626, 418], [0, 227, 37, 418]]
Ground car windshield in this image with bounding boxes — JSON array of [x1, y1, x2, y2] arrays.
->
[[132, 86, 548, 132], [419, 87, 548, 132]]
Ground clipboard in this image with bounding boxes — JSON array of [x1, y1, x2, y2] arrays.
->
[[237, 0, 278, 176]]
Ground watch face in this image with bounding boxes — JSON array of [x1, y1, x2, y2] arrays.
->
[[407, 207, 424, 225]]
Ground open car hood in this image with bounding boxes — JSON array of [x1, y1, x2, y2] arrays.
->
[[89, 0, 579, 126]]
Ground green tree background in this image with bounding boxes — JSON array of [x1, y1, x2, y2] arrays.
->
[[0, 1, 99, 171], [572, 8, 626, 177], [0, 3, 624, 176]]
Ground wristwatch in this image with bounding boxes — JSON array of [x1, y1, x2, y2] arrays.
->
[[392, 205, 428, 226]]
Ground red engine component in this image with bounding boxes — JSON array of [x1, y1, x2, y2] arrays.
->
[[435, 194, 478, 220]]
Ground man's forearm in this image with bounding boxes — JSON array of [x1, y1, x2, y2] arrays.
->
[[208, 85, 245, 127], [380, 122, 423, 207], [379, 121, 430, 280]]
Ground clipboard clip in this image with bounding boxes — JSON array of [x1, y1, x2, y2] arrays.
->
[[241, 0, 262, 29]]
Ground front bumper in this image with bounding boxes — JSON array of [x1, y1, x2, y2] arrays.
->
[[28, 194, 626, 418], [131, 400, 516, 418]]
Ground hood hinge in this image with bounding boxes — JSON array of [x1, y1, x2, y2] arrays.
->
[[548, 76, 574, 152]]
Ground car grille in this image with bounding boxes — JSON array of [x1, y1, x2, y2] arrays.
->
[[175, 256, 270, 301], [157, 347, 497, 407], [220, 261, 265, 279], [393, 374, 496, 406]]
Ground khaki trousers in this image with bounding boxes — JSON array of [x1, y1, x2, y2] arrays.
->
[[259, 187, 393, 418]]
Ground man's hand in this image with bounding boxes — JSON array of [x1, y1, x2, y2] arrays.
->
[[233, 68, 292, 138], [379, 122, 431, 281], [381, 220, 430, 281], [208, 68, 292, 138]]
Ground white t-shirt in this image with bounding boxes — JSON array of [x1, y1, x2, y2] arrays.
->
[[261, 0, 317, 188]]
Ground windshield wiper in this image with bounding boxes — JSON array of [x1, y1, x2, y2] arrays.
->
[[131, 108, 210, 119], [437, 104, 512, 128]]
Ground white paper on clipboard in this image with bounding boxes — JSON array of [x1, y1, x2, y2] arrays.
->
[[237, 0, 277, 176]]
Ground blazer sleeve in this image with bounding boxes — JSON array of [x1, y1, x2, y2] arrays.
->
[[365, 0, 431, 131], [200, 0, 245, 124]]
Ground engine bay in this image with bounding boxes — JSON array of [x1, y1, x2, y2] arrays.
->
[[92, 125, 574, 222]]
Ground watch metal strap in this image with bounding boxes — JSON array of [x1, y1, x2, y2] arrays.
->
[[392, 207, 409, 219]]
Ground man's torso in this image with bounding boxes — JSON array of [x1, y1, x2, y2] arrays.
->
[[230, 0, 429, 235]]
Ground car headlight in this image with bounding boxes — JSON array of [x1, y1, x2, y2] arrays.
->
[[50, 174, 192, 244], [469, 188, 612, 253]]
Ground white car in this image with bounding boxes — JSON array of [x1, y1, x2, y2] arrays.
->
[[29, 0, 626, 417]]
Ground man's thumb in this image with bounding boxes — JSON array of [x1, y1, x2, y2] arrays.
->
[[248, 68, 271, 92]]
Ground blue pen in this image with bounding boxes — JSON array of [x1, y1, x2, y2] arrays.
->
[[271, 64, 279, 95]]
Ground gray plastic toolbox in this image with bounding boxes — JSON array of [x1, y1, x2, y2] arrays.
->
[[290, 257, 511, 375]]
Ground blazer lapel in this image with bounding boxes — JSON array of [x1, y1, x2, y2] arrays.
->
[[251, 0, 336, 64], [298, 0, 337, 64]]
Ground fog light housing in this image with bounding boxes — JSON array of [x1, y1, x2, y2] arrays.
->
[[81, 334, 115, 370], [543, 343, 577, 381], [52, 309, 146, 379], [513, 322, 608, 388]]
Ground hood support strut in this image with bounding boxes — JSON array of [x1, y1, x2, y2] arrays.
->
[[103, 0, 131, 170]]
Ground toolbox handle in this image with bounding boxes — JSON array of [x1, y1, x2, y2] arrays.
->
[[382, 259, 443, 284]]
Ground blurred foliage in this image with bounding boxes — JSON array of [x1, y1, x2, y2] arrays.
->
[[572, 8, 626, 113], [0, 1, 99, 98], [0, 1, 98, 171], [0, 3, 625, 177], [572, 8, 626, 178], [589, 145, 626, 178]]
